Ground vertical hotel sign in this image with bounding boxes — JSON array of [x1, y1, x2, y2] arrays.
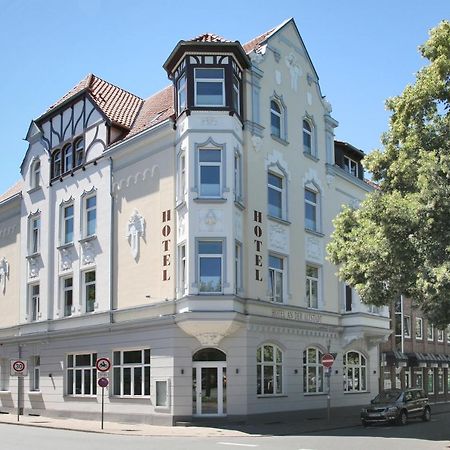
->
[[162, 210, 171, 281], [254, 210, 263, 281]]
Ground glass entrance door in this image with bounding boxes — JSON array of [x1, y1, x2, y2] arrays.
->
[[193, 364, 226, 416]]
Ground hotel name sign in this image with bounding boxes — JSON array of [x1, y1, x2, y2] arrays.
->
[[271, 308, 322, 323]]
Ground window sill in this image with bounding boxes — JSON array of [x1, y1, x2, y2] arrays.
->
[[194, 197, 227, 203], [344, 391, 369, 394], [303, 152, 319, 162], [111, 395, 151, 400], [79, 235, 97, 244], [0, 390, 11, 394], [303, 392, 326, 396], [270, 135, 289, 146], [28, 390, 42, 395], [26, 252, 41, 259], [267, 215, 291, 226], [305, 228, 325, 238], [257, 394, 288, 398], [198, 292, 225, 296], [64, 395, 98, 399], [27, 186, 42, 195], [57, 242, 75, 251]]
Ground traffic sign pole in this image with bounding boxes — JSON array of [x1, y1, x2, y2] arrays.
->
[[101, 386, 104, 430], [321, 352, 335, 424]]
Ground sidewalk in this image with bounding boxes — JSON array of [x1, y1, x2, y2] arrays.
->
[[1, 401, 450, 437]]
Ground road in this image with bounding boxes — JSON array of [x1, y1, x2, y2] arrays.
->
[[2, 412, 450, 450]]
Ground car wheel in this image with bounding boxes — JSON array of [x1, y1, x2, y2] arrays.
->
[[397, 410, 407, 426], [422, 407, 431, 422]]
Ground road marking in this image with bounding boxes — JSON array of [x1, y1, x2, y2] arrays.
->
[[217, 443, 258, 447]]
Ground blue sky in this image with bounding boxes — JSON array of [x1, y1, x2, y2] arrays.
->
[[0, 0, 448, 194]]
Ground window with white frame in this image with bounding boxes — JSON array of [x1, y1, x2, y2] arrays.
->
[[84, 195, 96, 237], [199, 148, 221, 197], [194, 68, 225, 106], [67, 353, 97, 396], [62, 204, 74, 244], [427, 368, 434, 394], [178, 244, 187, 295], [178, 153, 186, 201], [64, 144, 73, 172], [30, 356, 40, 391], [52, 150, 62, 178], [232, 74, 240, 114], [303, 347, 324, 394], [270, 100, 282, 138], [268, 172, 284, 219], [343, 351, 367, 392], [343, 156, 358, 177], [303, 120, 312, 155], [31, 159, 41, 189], [403, 315, 411, 338], [30, 215, 40, 254], [75, 138, 84, 166], [304, 187, 318, 231], [0, 358, 9, 391], [427, 323, 434, 341], [415, 317, 423, 340], [234, 151, 242, 202], [257, 344, 283, 395], [177, 73, 187, 114], [62, 277, 73, 317], [29, 284, 40, 322], [113, 349, 150, 397], [438, 328, 444, 342], [235, 242, 242, 294], [268, 254, 284, 303], [306, 265, 319, 309], [198, 240, 223, 293], [415, 368, 424, 389], [438, 368, 444, 394], [84, 270, 96, 313]]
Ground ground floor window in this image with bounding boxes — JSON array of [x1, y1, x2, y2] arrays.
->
[[30, 356, 40, 391], [438, 369, 444, 394], [303, 347, 324, 393], [405, 368, 412, 388], [343, 351, 367, 392], [67, 353, 97, 396], [113, 349, 150, 396], [257, 344, 283, 395], [0, 358, 9, 391], [427, 368, 435, 395], [414, 368, 423, 389], [383, 368, 392, 390]]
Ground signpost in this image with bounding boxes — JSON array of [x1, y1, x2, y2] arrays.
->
[[10, 359, 28, 422], [96, 358, 111, 429], [321, 353, 335, 424]]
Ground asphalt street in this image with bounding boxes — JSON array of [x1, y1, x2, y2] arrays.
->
[[2, 410, 450, 450]]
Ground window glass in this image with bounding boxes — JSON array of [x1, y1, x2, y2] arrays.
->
[[305, 188, 317, 231], [53, 151, 62, 178], [85, 270, 96, 313], [63, 205, 74, 244], [268, 255, 284, 303], [306, 265, 319, 308], [199, 148, 221, 197], [86, 196, 97, 236], [64, 145, 73, 172], [303, 347, 324, 393], [268, 173, 283, 218], [63, 277, 73, 317], [198, 241, 222, 293], [195, 68, 224, 106], [257, 344, 283, 395], [177, 74, 187, 113], [343, 351, 367, 392], [303, 120, 312, 154], [270, 101, 281, 138], [67, 353, 97, 396]]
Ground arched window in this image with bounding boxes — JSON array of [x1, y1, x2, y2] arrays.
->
[[31, 159, 41, 189], [270, 100, 282, 138], [63, 144, 73, 172], [343, 351, 367, 392], [257, 343, 283, 395], [53, 150, 62, 178], [303, 119, 312, 154], [303, 347, 324, 393], [75, 138, 84, 167]]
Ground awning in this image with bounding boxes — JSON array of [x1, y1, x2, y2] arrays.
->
[[383, 351, 409, 366], [407, 352, 442, 367]]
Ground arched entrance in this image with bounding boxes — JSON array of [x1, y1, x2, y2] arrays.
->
[[192, 348, 227, 416]]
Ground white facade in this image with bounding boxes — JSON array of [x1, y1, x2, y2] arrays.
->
[[0, 19, 390, 425]]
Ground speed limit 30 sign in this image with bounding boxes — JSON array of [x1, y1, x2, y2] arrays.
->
[[10, 359, 28, 376]]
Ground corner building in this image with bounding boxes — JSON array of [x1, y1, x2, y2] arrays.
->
[[0, 19, 390, 424]]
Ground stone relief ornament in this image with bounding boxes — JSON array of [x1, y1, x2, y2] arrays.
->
[[126, 209, 145, 260], [82, 241, 95, 265], [199, 209, 224, 232], [285, 53, 301, 92], [251, 135, 262, 153], [201, 117, 218, 127], [0, 257, 9, 294], [61, 248, 72, 271], [268, 223, 288, 253]]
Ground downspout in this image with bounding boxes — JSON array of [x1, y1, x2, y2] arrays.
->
[[109, 157, 114, 324]]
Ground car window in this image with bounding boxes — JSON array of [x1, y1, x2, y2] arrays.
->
[[372, 390, 402, 403], [405, 391, 413, 402]]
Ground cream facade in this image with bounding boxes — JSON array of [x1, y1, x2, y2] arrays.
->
[[0, 19, 390, 424]]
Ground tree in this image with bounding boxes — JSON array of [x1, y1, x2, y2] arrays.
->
[[327, 20, 450, 327]]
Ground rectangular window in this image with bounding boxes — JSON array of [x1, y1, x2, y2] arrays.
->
[[235, 242, 242, 294], [428, 368, 434, 395], [62, 204, 74, 244], [306, 265, 319, 309], [113, 349, 150, 397], [415, 317, 423, 340], [67, 353, 97, 396], [63, 277, 73, 317], [199, 148, 221, 197], [304, 188, 317, 231], [438, 369, 444, 394], [345, 284, 352, 312], [0, 358, 10, 391], [30, 356, 40, 391], [403, 315, 411, 338], [438, 329, 444, 342], [84, 270, 96, 313], [268, 255, 284, 303], [343, 156, 358, 177], [177, 74, 187, 114], [268, 172, 283, 219], [178, 153, 186, 201], [232, 74, 240, 114], [194, 68, 225, 106], [178, 244, 187, 295], [415, 368, 423, 389], [30, 284, 40, 322], [198, 240, 223, 293], [447, 327, 450, 343], [427, 323, 434, 341], [30, 216, 40, 254], [85, 195, 96, 237], [234, 152, 242, 201]]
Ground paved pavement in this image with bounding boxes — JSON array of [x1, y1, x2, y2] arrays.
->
[[0, 401, 450, 437]]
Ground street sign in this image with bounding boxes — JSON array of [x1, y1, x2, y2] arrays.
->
[[10, 359, 28, 376], [321, 353, 335, 368], [96, 357, 111, 372], [98, 377, 109, 388]]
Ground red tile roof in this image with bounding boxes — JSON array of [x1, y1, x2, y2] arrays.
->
[[0, 181, 22, 204], [190, 33, 231, 43], [42, 74, 144, 130], [242, 28, 275, 54]]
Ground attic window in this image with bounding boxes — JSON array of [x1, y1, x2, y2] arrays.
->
[[343, 156, 358, 177]]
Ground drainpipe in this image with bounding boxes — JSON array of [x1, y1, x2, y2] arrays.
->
[[109, 157, 114, 323]]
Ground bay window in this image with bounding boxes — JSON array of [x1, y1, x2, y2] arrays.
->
[[198, 240, 223, 293], [194, 68, 225, 106], [199, 148, 221, 197]]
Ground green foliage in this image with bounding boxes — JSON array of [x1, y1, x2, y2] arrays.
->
[[327, 20, 450, 327]]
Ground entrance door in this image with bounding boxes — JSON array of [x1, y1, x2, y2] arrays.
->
[[193, 363, 227, 416]]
